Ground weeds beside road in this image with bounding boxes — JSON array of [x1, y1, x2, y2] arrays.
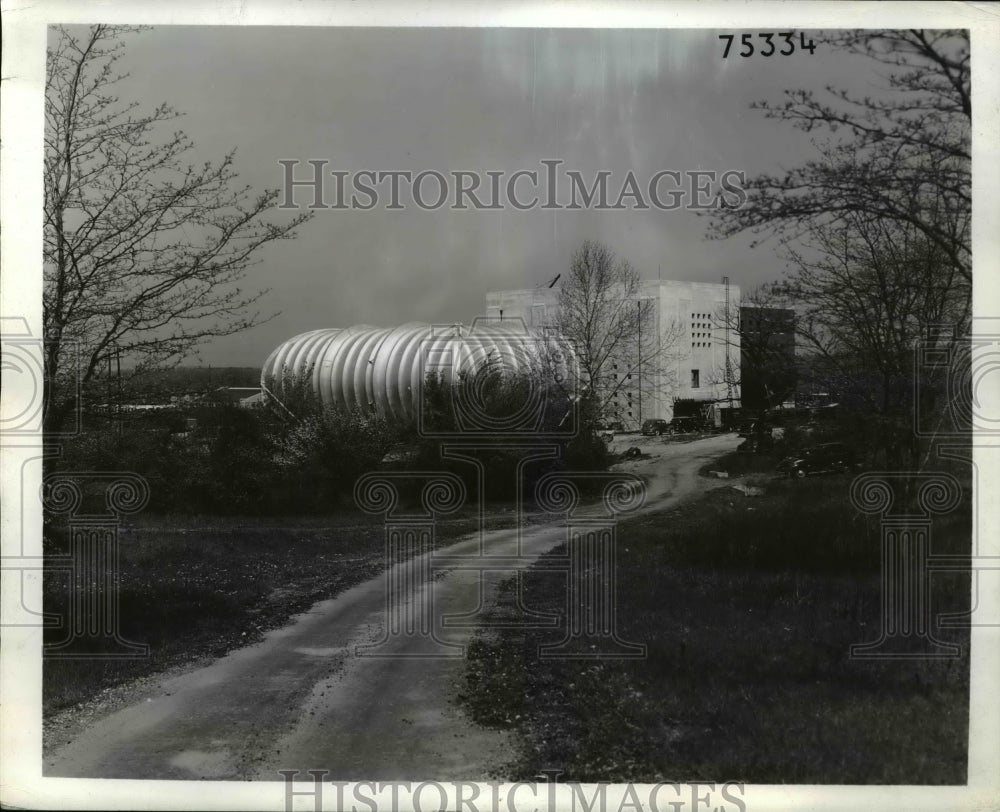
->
[[461, 471, 971, 783], [42, 509, 524, 717]]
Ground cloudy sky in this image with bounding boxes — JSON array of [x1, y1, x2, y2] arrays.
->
[[53, 24, 878, 366]]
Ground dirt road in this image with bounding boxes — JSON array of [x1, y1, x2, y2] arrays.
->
[[45, 433, 738, 780]]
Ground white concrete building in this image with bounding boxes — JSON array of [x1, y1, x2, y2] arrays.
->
[[486, 279, 740, 427]]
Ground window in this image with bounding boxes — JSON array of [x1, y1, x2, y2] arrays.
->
[[691, 369, 700, 388]]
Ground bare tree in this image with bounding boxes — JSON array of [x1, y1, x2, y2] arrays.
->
[[709, 29, 970, 304], [555, 240, 683, 424], [707, 29, 971, 462], [785, 213, 965, 422], [43, 25, 312, 431]]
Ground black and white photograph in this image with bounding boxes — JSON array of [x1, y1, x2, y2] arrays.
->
[[1, 2, 998, 810]]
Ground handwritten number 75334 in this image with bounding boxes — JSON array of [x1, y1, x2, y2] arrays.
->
[[719, 32, 816, 58]]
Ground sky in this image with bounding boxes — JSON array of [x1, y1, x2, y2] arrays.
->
[[54, 24, 882, 367]]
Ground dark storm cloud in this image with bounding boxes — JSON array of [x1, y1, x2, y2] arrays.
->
[[77, 25, 866, 365]]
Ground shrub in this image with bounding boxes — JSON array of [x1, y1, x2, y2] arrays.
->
[[275, 406, 402, 508]]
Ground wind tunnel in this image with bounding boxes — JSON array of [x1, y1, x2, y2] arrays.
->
[[261, 319, 575, 426]]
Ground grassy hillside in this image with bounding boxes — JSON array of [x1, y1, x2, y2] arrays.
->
[[461, 473, 971, 783]]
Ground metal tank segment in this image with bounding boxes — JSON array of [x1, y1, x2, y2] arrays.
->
[[261, 319, 573, 423]]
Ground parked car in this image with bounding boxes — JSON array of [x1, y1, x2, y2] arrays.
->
[[668, 415, 705, 434], [777, 442, 857, 478], [641, 418, 670, 436]]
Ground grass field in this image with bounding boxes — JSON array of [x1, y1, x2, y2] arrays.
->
[[460, 472, 972, 784], [43, 453, 973, 783], [42, 508, 520, 715]]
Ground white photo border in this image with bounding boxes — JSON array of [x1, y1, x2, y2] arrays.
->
[[2, 2, 998, 810]]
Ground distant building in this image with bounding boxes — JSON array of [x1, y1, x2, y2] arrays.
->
[[205, 386, 263, 407], [486, 279, 740, 428], [738, 306, 796, 411], [238, 391, 266, 408]]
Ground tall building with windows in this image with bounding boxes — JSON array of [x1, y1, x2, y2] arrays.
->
[[739, 306, 797, 411], [486, 279, 740, 428]]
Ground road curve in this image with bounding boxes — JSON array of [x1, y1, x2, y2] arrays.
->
[[46, 434, 738, 780]]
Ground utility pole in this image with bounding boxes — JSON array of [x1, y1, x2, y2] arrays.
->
[[107, 353, 113, 428], [637, 299, 642, 425], [115, 345, 123, 435], [723, 276, 733, 404]]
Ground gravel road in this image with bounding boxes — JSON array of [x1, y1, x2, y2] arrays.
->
[[45, 433, 739, 780]]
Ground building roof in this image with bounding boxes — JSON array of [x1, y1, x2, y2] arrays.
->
[[207, 386, 263, 404]]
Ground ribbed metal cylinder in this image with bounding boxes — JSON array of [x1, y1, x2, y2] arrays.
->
[[261, 321, 571, 423]]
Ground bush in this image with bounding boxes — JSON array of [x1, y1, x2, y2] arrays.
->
[[53, 416, 200, 513], [189, 406, 278, 513], [50, 363, 613, 516], [275, 406, 402, 508], [414, 368, 611, 502]]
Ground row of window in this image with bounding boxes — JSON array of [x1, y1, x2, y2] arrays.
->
[[611, 369, 702, 388]]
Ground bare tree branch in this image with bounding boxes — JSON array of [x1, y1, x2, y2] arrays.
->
[[44, 25, 313, 430], [555, 240, 684, 423], [707, 29, 970, 285]]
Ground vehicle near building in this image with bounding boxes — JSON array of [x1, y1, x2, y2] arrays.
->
[[715, 404, 744, 433], [668, 415, 705, 433], [776, 442, 857, 478], [641, 418, 670, 436]]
